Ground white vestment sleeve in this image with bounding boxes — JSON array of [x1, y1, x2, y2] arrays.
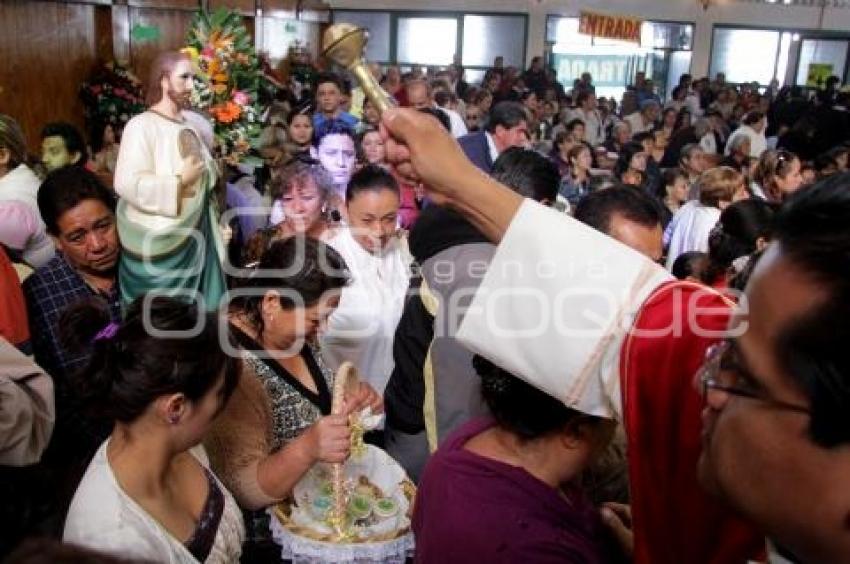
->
[[114, 118, 181, 218], [456, 200, 672, 420]]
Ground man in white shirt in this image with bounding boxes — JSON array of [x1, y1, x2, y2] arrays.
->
[[624, 100, 660, 135]]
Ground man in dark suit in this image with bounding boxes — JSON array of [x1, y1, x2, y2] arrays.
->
[[457, 101, 530, 173]]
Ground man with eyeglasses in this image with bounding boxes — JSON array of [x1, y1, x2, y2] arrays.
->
[[379, 108, 850, 563], [694, 175, 850, 562]]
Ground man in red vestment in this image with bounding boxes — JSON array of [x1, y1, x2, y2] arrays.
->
[[377, 108, 774, 562], [573, 188, 764, 562], [622, 280, 764, 563]]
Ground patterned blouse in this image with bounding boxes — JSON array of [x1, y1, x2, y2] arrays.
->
[[231, 326, 333, 449], [227, 326, 335, 550]]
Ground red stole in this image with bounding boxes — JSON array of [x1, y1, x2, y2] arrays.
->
[[0, 248, 29, 348], [621, 280, 765, 564]]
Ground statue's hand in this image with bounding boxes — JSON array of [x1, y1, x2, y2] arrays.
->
[[180, 155, 204, 197], [220, 223, 233, 245]]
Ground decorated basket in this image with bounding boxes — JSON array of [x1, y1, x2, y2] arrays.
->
[[270, 362, 416, 563]]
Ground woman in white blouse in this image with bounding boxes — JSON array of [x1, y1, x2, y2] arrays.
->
[[665, 166, 749, 270], [725, 111, 768, 159], [321, 165, 412, 398], [62, 296, 244, 563]]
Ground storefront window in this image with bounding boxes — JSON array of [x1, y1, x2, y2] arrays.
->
[[796, 39, 848, 86], [332, 9, 527, 81], [396, 17, 457, 66], [710, 28, 781, 85], [546, 16, 692, 101]]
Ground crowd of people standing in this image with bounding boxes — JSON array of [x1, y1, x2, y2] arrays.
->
[[1, 44, 850, 564]]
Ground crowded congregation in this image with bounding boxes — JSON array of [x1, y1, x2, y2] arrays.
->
[[1, 1, 850, 562]]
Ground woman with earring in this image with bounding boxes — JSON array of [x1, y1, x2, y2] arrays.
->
[[321, 165, 412, 406], [356, 126, 422, 229], [207, 237, 382, 559], [61, 296, 244, 563], [243, 158, 337, 266]]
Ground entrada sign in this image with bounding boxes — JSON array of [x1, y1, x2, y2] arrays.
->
[[579, 10, 642, 44]]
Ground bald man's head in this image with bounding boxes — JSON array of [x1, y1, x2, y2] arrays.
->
[[406, 80, 432, 110]]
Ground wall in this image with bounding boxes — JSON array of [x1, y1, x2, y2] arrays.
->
[[3, 0, 849, 151], [0, 0, 326, 153], [0, 1, 100, 151], [328, 0, 850, 77]]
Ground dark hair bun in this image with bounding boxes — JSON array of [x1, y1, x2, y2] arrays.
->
[[60, 295, 240, 424], [473, 355, 585, 441]]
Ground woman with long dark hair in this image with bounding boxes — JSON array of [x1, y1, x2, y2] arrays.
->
[[62, 296, 244, 562], [557, 144, 592, 208], [614, 142, 648, 189], [700, 199, 776, 287]]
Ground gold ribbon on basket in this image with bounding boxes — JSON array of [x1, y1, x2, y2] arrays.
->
[[328, 361, 360, 541], [272, 360, 418, 544]]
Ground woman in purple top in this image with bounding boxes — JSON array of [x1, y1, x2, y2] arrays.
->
[[413, 355, 623, 563]]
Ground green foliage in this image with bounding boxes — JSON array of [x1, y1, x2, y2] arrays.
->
[[184, 9, 265, 165]]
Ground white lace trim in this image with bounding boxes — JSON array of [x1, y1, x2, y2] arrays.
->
[[268, 508, 414, 563]]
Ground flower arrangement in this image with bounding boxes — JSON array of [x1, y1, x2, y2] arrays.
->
[[79, 61, 146, 131], [184, 9, 263, 166]]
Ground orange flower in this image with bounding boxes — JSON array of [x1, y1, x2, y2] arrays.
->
[[212, 83, 228, 95], [213, 73, 229, 83], [214, 34, 234, 50], [211, 101, 242, 124], [207, 59, 221, 76]]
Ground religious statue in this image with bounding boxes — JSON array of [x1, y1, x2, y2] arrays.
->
[[280, 41, 318, 104], [113, 51, 226, 310]]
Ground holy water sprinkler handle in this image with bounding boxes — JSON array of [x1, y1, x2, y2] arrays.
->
[[322, 24, 396, 114]]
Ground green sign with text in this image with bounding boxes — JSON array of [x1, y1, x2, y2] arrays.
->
[[553, 53, 649, 88]]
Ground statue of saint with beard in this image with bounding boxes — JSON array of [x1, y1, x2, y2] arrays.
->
[[114, 51, 226, 311]]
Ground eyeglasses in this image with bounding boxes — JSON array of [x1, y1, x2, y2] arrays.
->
[[697, 340, 811, 414]]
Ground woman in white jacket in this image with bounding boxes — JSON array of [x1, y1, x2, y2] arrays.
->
[[321, 165, 412, 398], [665, 166, 749, 270], [62, 296, 244, 563], [725, 111, 768, 159]]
